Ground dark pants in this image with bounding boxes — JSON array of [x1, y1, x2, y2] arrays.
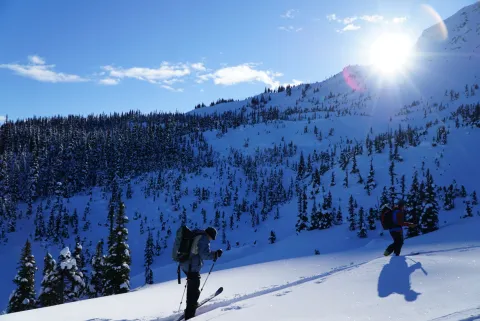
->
[[386, 230, 404, 256], [184, 271, 201, 320]]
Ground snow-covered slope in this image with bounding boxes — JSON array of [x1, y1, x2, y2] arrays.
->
[[1, 2, 480, 320], [2, 218, 479, 321]]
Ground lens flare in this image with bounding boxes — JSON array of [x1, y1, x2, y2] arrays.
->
[[421, 4, 448, 41]]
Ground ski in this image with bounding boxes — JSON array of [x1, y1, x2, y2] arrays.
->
[[175, 287, 224, 321]]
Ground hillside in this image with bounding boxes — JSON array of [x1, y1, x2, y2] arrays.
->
[[1, 2, 480, 320]]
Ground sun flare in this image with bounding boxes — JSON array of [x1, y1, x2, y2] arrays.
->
[[370, 33, 413, 74]]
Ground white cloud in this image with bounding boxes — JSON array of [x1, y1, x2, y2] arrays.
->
[[392, 16, 407, 23], [338, 24, 361, 32], [360, 15, 384, 23], [200, 89, 204, 92], [0, 56, 88, 83], [191, 63, 206, 71], [99, 78, 120, 85], [281, 9, 298, 19], [102, 62, 191, 85], [279, 25, 302, 32], [343, 16, 358, 24], [28, 55, 46, 65], [198, 63, 282, 88], [0, 115, 6, 123], [161, 85, 184, 92], [326, 14, 337, 21]]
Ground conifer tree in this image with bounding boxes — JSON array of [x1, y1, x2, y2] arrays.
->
[[320, 211, 333, 230], [56, 247, 86, 303], [73, 242, 87, 296], [365, 158, 376, 196], [367, 208, 376, 230], [7, 240, 37, 313], [420, 170, 439, 234], [472, 191, 478, 206], [406, 171, 422, 238], [335, 206, 343, 225], [460, 185, 467, 198], [89, 239, 106, 298], [343, 170, 349, 188], [38, 253, 60, 307], [309, 199, 321, 230], [330, 171, 336, 186], [297, 152, 305, 180], [357, 207, 367, 238], [144, 231, 154, 285], [104, 202, 131, 295], [348, 195, 356, 231], [443, 185, 455, 210], [268, 230, 276, 244], [295, 189, 309, 233], [463, 201, 473, 218]]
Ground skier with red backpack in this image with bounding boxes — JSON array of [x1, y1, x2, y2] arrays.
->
[[172, 226, 223, 320], [381, 200, 417, 256]]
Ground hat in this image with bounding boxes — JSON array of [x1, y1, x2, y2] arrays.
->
[[205, 227, 217, 240], [397, 199, 406, 207]]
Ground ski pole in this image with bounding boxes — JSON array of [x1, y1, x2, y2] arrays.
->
[[407, 257, 428, 275], [200, 260, 216, 294], [178, 280, 188, 313]]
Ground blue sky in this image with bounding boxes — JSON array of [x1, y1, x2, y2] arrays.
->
[[0, 0, 475, 121]]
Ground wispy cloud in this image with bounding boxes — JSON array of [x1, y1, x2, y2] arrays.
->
[[99, 78, 120, 85], [161, 85, 184, 92], [191, 63, 206, 71], [281, 9, 298, 19], [360, 15, 384, 23], [343, 16, 358, 24], [197, 63, 282, 88], [278, 25, 303, 32], [0, 56, 88, 83], [392, 16, 407, 23], [102, 62, 190, 84], [337, 24, 361, 33], [28, 55, 45, 65], [326, 14, 337, 21]]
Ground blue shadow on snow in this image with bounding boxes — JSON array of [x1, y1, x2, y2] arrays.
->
[[377, 256, 425, 302]]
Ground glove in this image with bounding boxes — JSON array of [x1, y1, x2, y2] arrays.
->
[[409, 223, 417, 228], [214, 249, 223, 261]]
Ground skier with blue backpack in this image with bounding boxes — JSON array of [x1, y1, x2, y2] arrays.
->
[[172, 226, 223, 320], [381, 200, 417, 256]]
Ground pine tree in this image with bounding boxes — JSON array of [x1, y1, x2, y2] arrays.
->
[[348, 195, 356, 231], [268, 230, 276, 244], [343, 170, 349, 188], [34, 203, 45, 240], [380, 186, 389, 207], [335, 206, 343, 225], [389, 161, 396, 206], [420, 170, 439, 234], [472, 191, 478, 206], [274, 207, 280, 220], [443, 185, 455, 210], [71, 209, 79, 235], [56, 247, 86, 303], [309, 199, 321, 230], [7, 240, 37, 313], [38, 253, 60, 307], [463, 201, 473, 218], [297, 152, 305, 180], [89, 239, 106, 298], [330, 171, 336, 186], [406, 171, 422, 238], [460, 185, 467, 198], [357, 207, 367, 238], [365, 158, 376, 196], [351, 153, 359, 174], [295, 189, 309, 233], [320, 211, 333, 230], [126, 181, 133, 199], [104, 202, 131, 295], [73, 242, 87, 297], [367, 208, 376, 230], [144, 231, 154, 285]]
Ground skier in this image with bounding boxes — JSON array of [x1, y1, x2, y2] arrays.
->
[[180, 227, 223, 320], [382, 200, 416, 256]]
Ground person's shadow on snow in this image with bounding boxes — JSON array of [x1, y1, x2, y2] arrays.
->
[[378, 256, 424, 302]]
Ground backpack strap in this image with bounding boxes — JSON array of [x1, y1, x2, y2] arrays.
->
[[392, 210, 399, 225]]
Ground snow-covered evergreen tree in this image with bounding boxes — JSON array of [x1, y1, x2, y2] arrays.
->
[[367, 208, 376, 230], [335, 206, 343, 225], [463, 201, 473, 218], [347, 195, 356, 231], [268, 230, 276, 244], [104, 202, 131, 295], [56, 247, 86, 303], [420, 169, 439, 234], [38, 253, 60, 307], [406, 171, 422, 238], [7, 240, 37, 313], [357, 207, 367, 238], [144, 231, 154, 285], [309, 199, 321, 230], [89, 239, 106, 298]]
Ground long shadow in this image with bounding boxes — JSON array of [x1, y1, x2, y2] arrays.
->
[[378, 256, 425, 302]]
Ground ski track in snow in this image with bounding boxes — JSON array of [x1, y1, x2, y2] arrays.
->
[[430, 307, 480, 321]]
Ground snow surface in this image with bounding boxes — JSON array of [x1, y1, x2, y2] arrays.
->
[[1, 218, 479, 321]]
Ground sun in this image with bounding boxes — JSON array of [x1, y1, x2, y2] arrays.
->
[[370, 33, 413, 74]]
